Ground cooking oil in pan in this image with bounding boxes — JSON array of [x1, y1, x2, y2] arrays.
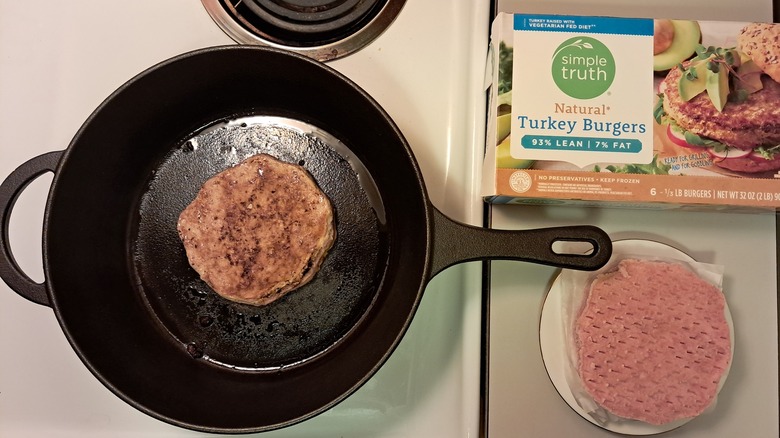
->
[[132, 115, 390, 371]]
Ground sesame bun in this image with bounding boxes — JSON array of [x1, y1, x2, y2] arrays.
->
[[738, 22, 780, 83]]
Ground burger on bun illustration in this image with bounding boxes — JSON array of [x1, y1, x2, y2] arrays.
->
[[655, 22, 780, 175]]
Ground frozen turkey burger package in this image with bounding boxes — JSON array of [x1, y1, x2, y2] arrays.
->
[[558, 252, 732, 429], [482, 13, 780, 212]]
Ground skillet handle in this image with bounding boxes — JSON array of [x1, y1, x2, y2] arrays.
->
[[0, 151, 62, 307], [429, 208, 612, 278]]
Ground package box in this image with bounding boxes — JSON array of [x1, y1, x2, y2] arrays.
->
[[482, 13, 780, 212]]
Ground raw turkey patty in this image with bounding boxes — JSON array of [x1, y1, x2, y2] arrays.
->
[[177, 154, 336, 306], [575, 259, 731, 425]]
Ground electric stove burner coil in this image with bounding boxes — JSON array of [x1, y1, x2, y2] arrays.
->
[[202, 0, 406, 61]]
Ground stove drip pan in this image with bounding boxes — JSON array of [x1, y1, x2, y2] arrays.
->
[[202, 0, 406, 61]]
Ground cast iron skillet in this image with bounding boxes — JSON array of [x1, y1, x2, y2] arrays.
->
[[0, 46, 611, 433]]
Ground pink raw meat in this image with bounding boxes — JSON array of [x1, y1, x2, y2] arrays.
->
[[575, 259, 731, 425]]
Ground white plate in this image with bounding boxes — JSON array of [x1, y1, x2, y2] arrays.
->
[[539, 239, 734, 435]]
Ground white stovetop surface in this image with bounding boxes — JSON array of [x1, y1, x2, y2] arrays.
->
[[0, 1, 488, 436], [489, 1, 778, 437]]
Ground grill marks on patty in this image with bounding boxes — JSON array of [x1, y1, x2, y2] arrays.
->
[[177, 154, 336, 306]]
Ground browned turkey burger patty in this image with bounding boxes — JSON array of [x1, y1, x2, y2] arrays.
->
[[177, 154, 336, 306], [661, 67, 780, 151]]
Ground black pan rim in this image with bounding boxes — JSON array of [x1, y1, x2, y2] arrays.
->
[[37, 45, 436, 433]]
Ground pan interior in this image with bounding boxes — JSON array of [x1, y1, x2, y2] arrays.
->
[[132, 115, 388, 371]]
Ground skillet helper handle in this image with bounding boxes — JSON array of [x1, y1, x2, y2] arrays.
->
[[0, 151, 62, 306], [430, 208, 611, 278]]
